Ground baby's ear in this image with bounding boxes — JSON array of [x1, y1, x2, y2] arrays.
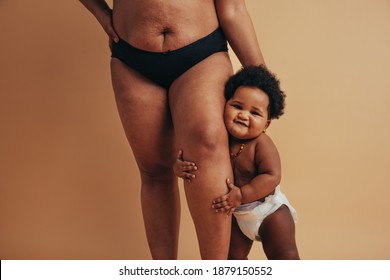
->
[[264, 120, 271, 132]]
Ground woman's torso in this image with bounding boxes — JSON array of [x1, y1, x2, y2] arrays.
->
[[112, 0, 219, 52]]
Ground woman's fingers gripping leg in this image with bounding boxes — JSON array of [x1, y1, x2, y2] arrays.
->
[[169, 52, 234, 259], [111, 58, 180, 259]]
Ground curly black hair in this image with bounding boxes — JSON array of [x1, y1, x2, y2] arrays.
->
[[224, 65, 286, 119]]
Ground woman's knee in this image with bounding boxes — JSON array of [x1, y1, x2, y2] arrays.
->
[[138, 161, 176, 185], [186, 123, 228, 155]]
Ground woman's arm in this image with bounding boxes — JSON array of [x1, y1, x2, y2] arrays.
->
[[215, 0, 265, 66], [79, 0, 111, 16], [79, 0, 118, 44]]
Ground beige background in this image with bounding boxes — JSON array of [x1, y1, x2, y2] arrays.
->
[[1, 0, 389, 260]]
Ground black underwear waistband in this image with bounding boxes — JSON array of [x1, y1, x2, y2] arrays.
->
[[111, 27, 228, 89]]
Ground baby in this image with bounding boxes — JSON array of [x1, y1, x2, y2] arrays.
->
[[174, 65, 299, 259]]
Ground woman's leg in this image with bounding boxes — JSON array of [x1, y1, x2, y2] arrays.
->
[[169, 52, 234, 259], [260, 205, 300, 260], [111, 58, 180, 259]]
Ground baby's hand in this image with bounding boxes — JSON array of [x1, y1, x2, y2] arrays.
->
[[212, 179, 242, 216], [173, 150, 198, 182]]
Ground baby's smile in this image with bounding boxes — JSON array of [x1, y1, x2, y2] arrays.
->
[[233, 118, 249, 127]]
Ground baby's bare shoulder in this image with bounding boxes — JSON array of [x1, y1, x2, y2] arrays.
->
[[254, 133, 276, 149], [254, 134, 279, 161]]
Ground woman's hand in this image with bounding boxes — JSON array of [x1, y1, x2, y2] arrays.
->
[[79, 1, 119, 50], [97, 9, 119, 50]]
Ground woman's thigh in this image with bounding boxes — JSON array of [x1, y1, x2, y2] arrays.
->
[[111, 58, 176, 174], [169, 51, 234, 195], [169, 51, 233, 156], [168, 52, 234, 259]]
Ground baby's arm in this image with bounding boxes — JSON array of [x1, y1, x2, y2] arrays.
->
[[212, 135, 281, 214], [173, 150, 198, 182], [239, 135, 281, 204], [212, 178, 242, 216]]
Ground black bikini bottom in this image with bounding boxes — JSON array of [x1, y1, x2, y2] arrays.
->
[[111, 27, 228, 89]]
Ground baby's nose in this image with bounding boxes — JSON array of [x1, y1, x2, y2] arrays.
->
[[238, 112, 249, 119]]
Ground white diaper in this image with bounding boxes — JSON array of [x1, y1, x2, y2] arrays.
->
[[233, 186, 298, 241]]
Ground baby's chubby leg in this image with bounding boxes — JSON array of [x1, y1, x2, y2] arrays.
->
[[260, 205, 300, 260], [228, 216, 253, 260]]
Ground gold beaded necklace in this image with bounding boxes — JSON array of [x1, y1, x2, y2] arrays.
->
[[230, 143, 246, 158]]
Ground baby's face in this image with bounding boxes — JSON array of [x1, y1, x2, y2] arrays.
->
[[224, 86, 270, 140]]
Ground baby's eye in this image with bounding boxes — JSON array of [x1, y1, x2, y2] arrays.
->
[[232, 104, 242, 109], [251, 111, 261, 116]]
